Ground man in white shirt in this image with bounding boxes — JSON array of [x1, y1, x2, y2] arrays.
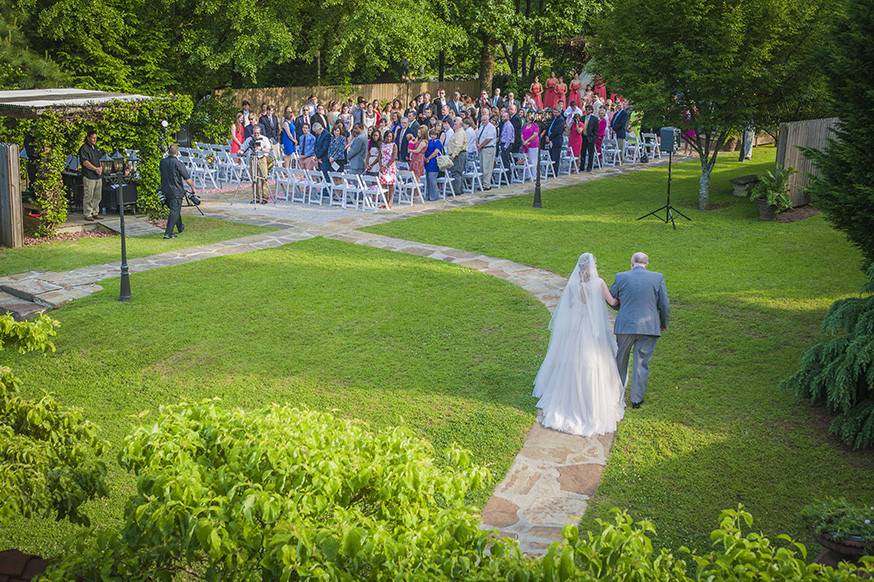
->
[[465, 118, 477, 158], [240, 124, 272, 203], [564, 101, 583, 125], [476, 112, 497, 190]]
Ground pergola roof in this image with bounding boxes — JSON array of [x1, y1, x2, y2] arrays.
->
[[0, 88, 153, 118]]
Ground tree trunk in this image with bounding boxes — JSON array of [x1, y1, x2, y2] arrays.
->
[[438, 50, 445, 83], [479, 36, 495, 93], [698, 161, 711, 210]]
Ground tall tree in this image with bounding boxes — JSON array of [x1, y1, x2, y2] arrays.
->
[[0, 0, 66, 89], [593, 0, 835, 209]]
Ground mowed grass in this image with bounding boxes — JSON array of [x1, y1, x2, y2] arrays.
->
[[365, 146, 874, 551], [0, 237, 548, 557], [0, 215, 274, 277]]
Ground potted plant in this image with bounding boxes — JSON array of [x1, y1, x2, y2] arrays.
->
[[748, 166, 795, 220], [802, 498, 874, 566]]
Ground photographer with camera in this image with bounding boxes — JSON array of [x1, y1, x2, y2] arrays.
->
[[159, 144, 196, 239]]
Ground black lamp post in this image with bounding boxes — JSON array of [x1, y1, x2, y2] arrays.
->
[[101, 150, 135, 302]]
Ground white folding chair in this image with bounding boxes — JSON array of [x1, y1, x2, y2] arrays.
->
[[327, 171, 348, 207], [540, 150, 556, 179], [511, 153, 534, 183], [493, 154, 511, 187], [437, 170, 456, 199], [306, 170, 331, 205], [463, 159, 484, 193], [360, 174, 388, 209]]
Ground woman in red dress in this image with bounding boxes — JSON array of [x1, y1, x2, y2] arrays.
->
[[556, 76, 568, 111], [530, 76, 544, 110], [568, 113, 584, 161], [569, 73, 582, 108], [230, 111, 244, 156], [594, 77, 607, 101], [544, 72, 558, 110]]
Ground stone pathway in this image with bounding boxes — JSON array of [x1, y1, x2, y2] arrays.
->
[[1, 158, 678, 552]]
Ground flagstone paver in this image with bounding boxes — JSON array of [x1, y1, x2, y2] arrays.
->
[[1, 158, 676, 550]]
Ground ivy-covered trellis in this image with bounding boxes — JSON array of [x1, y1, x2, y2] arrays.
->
[[0, 93, 193, 236]]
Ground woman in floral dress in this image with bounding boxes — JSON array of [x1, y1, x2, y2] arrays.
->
[[379, 128, 398, 208]]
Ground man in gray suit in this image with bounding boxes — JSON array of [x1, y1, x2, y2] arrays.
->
[[346, 124, 367, 174], [610, 252, 670, 408]]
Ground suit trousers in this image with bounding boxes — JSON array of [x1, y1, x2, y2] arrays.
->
[[452, 152, 467, 194], [164, 195, 183, 237], [549, 143, 563, 175], [581, 139, 596, 171], [615, 334, 658, 404], [82, 177, 102, 217], [479, 147, 496, 188]]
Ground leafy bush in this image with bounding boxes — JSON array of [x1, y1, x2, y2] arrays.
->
[[0, 314, 108, 524], [188, 94, 237, 146], [803, 498, 874, 544], [749, 166, 795, 213], [43, 401, 874, 580], [783, 266, 874, 449]]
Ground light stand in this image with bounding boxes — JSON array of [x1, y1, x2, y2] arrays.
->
[[101, 150, 137, 301], [637, 149, 690, 230]]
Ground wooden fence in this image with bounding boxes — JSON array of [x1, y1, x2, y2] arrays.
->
[[0, 143, 23, 248], [222, 80, 482, 111], [776, 117, 839, 206]]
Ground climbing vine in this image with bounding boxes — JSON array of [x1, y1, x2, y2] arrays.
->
[[0, 94, 193, 235]]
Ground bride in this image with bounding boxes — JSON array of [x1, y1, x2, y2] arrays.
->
[[533, 253, 625, 436]]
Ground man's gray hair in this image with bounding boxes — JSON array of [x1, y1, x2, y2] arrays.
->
[[631, 252, 649, 266], [312, 122, 323, 131]]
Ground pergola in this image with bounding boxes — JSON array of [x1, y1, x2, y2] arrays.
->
[[0, 88, 153, 119], [0, 88, 156, 247]]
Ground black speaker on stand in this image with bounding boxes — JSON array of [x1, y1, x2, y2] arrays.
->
[[637, 127, 691, 229]]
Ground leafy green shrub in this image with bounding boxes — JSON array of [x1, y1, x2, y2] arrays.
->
[[43, 401, 874, 580], [0, 314, 108, 524], [749, 166, 795, 213], [188, 94, 237, 146], [783, 266, 874, 449], [803, 498, 874, 544], [43, 401, 527, 580]]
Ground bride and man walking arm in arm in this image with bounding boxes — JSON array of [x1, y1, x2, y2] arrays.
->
[[533, 251, 670, 437]]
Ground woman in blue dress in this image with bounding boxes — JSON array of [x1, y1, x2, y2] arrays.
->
[[424, 128, 444, 202], [328, 124, 347, 172], [281, 106, 298, 168]]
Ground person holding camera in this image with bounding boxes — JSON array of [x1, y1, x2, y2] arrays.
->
[[159, 144, 196, 239]]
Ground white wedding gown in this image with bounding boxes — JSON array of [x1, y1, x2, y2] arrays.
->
[[533, 254, 625, 437]]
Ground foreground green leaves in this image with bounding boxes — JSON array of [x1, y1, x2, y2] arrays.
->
[[44, 401, 874, 580], [0, 314, 108, 524]]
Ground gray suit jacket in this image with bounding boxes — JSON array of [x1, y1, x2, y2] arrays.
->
[[610, 267, 670, 336], [347, 134, 367, 171]]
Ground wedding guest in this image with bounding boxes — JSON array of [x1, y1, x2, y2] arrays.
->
[[230, 112, 245, 158], [328, 124, 347, 172], [581, 106, 598, 171], [545, 107, 566, 174], [521, 113, 540, 171], [260, 104, 281, 157], [366, 129, 381, 176], [569, 73, 582, 110], [241, 100, 252, 126], [568, 113, 584, 164], [281, 106, 298, 167], [346, 124, 367, 174], [447, 117, 467, 194], [409, 126, 428, 179], [377, 128, 398, 207], [297, 124, 316, 169], [339, 104, 354, 129], [423, 128, 444, 201], [499, 109, 515, 175], [477, 111, 497, 190], [313, 122, 331, 180], [544, 72, 558, 109], [596, 108, 608, 154], [530, 76, 544, 110]]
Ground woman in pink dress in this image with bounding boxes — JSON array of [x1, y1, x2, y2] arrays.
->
[[409, 126, 427, 179], [569, 74, 582, 108], [556, 76, 568, 111], [230, 112, 244, 155], [379, 128, 397, 208], [596, 109, 608, 154], [521, 114, 541, 172], [530, 76, 544, 110], [544, 73, 558, 110], [568, 113, 584, 161]]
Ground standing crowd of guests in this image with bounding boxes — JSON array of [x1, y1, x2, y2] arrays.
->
[[229, 72, 637, 208]]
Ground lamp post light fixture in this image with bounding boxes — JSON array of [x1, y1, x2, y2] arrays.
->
[[101, 149, 134, 302]]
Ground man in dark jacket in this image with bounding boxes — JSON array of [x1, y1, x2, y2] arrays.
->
[[159, 144, 196, 239], [544, 108, 566, 175], [509, 104, 523, 154], [581, 105, 599, 171]]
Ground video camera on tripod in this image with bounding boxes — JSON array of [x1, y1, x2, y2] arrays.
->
[[158, 188, 204, 215]]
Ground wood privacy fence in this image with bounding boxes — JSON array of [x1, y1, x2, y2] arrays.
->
[[776, 117, 839, 206], [222, 80, 482, 111]]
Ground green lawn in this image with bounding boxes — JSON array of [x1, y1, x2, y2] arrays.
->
[[0, 237, 548, 557], [365, 146, 874, 551], [0, 216, 274, 277]]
